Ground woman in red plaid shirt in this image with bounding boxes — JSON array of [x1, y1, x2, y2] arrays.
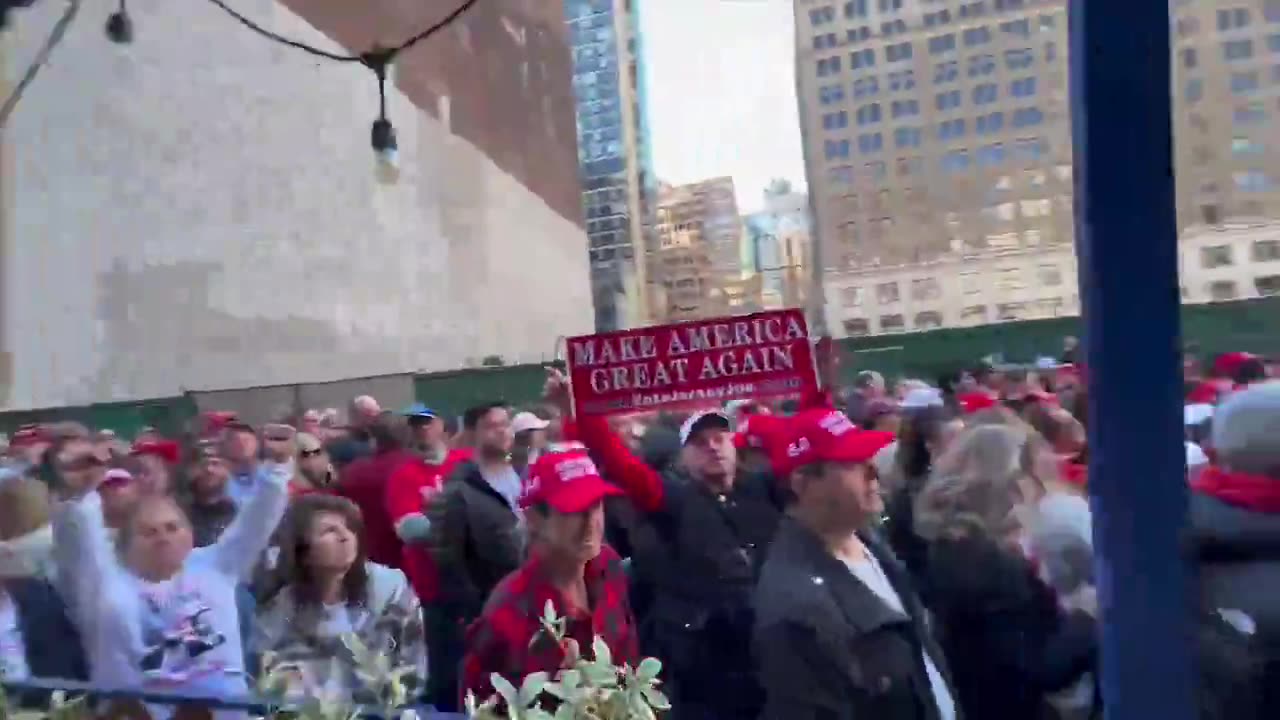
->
[[461, 444, 638, 706]]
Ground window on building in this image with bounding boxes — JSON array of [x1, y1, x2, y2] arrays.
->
[[1224, 38, 1255, 60], [864, 161, 886, 181], [996, 267, 1025, 291], [997, 302, 1026, 320], [844, 0, 869, 19], [915, 311, 944, 329], [1004, 47, 1034, 70], [1014, 136, 1046, 162], [822, 111, 849, 130], [1208, 280, 1238, 301], [843, 318, 871, 336], [942, 149, 971, 173], [1233, 136, 1265, 154], [961, 305, 988, 324], [1038, 264, 1063, 286], [1021, 198, 1051, 217], [856, 103, 883, 125], [911, 277, 942, 300], [939, 118, 967, 140], [878, 0, 903, 11], [888, 69, 916, 91], [977, 143, 1006, 167], [964, 27, 993, 46], [995, 0, 1026, 9], [851, 48, 877, 69], [897, 156, 924, 176], [891, 99, 920, 118], [879, 314, 906, 332], [1234, 169, 1274, 191], [824, 139, 852, 160], [1201, 244, 1234, 268], [841, 286, 864, 307], [1045, 41, 1057, 62], [858, 132, 885, 153], [1000, 19, 1030, 37], [1233, 101, 1267, 125], [1267, 0, 1280, 22], [809, 5, 836, 25], [924, 9, 953, 27], [819, 84, 847, 105], [1231, 71, 1260, 93], [929, 33, 957, 55], [895, 126, 923, 148], [817, 56, 842, 77], [1253, 238, 1280, 261], [1217, 8, 1251, 32], [973, 83, 999, 105], [853, 76, 880, 98], [814, 33, 840, 50], [877, 282, 901, 303], [1181, 47, 1198, 68], [1256, 275, 1280, 296], [934, 61, 960, 83], [886, 42, 913, 62], [1012, 107, 1044, 127], [1185, 78, 1204, 103], [1010, 77, 1037, 97], [977, 112, 1004, 134], [936, 89, 963, 110], [968, 54, 997, 77]]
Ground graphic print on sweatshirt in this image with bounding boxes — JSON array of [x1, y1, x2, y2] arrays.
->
[[137, 583, 228, 686]]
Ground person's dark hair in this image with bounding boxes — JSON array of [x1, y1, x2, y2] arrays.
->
[[269, 494, 369, 608], [1232, 357, 1267, 386], [896, 405, 959, 484], [463, 401, 507, 431], [366, 411, 406, 453]]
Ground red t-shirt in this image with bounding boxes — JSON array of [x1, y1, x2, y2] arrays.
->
[[335, 449, 417, 569], [385, 447, 473, 603]]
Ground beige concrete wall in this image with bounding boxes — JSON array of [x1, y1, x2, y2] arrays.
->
[[2, 0, 591, 409]]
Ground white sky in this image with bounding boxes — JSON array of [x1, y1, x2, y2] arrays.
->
[[639, 0, 807, 214]]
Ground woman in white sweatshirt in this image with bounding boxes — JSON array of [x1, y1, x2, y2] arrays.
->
[[50, 431, 294, 703]]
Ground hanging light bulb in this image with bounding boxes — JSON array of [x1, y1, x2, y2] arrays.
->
[[371, 117, 400, 185], [106, 0, 134, 44]]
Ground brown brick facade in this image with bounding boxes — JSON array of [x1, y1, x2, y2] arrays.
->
[[278, 0, 584, 226]]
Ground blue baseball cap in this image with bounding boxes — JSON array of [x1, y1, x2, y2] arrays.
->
[[401, 403, 439, 420]]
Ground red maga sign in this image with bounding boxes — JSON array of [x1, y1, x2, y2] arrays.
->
[[566, 309, 819, 417]]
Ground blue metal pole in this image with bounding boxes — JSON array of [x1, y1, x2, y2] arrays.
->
[[1070, 2, 1196, 719]]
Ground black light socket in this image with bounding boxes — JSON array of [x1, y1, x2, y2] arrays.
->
[[106, 9, 133, 44]]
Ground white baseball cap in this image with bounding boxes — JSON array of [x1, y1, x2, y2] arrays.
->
[[511, 411, 551, 435], [679, 410, 731, 445]]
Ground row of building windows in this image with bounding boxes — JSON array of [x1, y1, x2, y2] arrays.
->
[[825, 133, 1049, 167], [840, 298, 1067, 336], [816, 43, 1052, 78], [842, 267, 1067, 308], [1199, 238, 1280, 268], [1203, 276, 1280, 301], [825, 106, 1044, 149]]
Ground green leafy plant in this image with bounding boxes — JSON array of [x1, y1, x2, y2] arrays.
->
[[256, 634, 420, 720], [464, 601, 671, 720]]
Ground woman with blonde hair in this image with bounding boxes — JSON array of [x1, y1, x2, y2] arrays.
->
[[253, 494, 426, 701], [913, 424, 1097, 720]]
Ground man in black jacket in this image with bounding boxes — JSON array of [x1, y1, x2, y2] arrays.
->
[[423, 401, 521, 711], [754, 408, 956, 720]]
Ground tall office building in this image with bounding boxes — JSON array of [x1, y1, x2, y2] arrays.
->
[[796, 0, 1074, 337], [744, 179, 813, 309], [652, 177, 759, 321], [565, 0, 657, 331], [796, 0, 1280, 338]]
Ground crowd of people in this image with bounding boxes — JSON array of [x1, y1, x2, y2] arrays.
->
[[0, 344, 1275, 720]]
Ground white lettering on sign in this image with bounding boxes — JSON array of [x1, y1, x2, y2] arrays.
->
[[818, 411, 855, 436], [555, 456, 598, 482], [570, 335, 659, 368], [787, 437, 811, 458]]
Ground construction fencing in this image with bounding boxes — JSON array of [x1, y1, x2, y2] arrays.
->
[[1, 297, 1276, 439]]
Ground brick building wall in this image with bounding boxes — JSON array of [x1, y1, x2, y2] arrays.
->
[[0, 0, 590, 409]]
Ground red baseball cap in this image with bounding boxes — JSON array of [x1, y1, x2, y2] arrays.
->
[[10, 425, 51, 448], [772, 409, 896, 477], [521, 445, 624, 514], [734, 414, 787, 452], [959, 392, 998, 414], [131, 439, 181, 465]]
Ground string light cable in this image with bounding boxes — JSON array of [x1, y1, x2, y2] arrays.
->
[[0, 0, 81, 129], [204, 0, 480, 176]]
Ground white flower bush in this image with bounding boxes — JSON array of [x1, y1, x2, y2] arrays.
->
[[464, 601, 671, 720]]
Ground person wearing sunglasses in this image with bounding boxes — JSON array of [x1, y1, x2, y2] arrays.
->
[[291, 433, 335, 497]]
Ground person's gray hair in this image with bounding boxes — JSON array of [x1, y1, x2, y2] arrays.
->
[[854, 370, 884, 390], [914, 424, 1030, 542]]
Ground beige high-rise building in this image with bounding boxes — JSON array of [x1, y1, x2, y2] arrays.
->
[[795, 0, 1280, 338], [651, 177, 759, 321]]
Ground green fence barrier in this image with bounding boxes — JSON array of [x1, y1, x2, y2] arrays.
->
[[0, 395, 198, 440], [413, 363, 557, 419]]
